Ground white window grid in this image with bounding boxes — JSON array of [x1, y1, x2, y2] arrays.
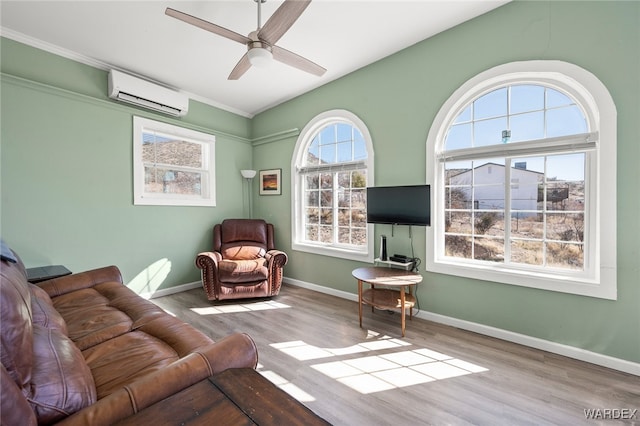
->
[[425, 61, 617, 300]]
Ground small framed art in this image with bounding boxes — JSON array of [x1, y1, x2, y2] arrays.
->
[[259, 169, 281, 195]]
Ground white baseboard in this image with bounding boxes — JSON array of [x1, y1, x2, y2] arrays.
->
[[284, 277, 359, 302], [140, 281, 201, 300], [282, 277, 640, 376]]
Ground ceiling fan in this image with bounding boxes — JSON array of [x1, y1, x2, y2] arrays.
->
[[166, 0, 326, 80]]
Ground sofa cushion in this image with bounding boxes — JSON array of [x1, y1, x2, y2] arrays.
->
[[30, 324, 97, 424], [82, 315, 216, 399], [30, 284, 68, 335], [50, 281, 166, 350]]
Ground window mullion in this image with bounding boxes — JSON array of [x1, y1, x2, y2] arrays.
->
[[542, 156, 549, 266], [504, 159, 512, 264], [333, 171, 339, 244]]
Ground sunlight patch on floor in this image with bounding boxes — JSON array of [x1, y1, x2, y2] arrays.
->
[[258, 369, 316, 402], [271, 340, 335, 361], [271, 333, 410, 361], [190, 300, 291, 315], [271, 331, 488, 395]]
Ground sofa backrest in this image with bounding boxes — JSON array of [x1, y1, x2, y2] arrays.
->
[[1, 249, 97, 425], [0, 254, 35, 395]]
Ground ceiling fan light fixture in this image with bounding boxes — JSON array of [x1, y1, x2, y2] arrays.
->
[[247, 46, 273, 67]]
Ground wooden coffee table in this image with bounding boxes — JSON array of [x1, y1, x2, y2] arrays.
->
[[115, 368, 330, 425], [353, 266, 422, 337]]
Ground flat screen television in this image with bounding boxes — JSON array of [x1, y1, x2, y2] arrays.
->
[[366, 185, 431, 226]]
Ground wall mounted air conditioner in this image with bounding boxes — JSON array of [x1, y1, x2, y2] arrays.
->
[[108, 70, 189, 117]]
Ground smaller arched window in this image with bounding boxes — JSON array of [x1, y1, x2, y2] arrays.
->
[[426, 61, 617, 300], [292, 110, 374, 262]]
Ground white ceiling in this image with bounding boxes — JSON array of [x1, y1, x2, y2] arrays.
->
[[1, 0, 509, 117]]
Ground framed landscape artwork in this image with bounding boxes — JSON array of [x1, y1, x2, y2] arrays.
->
[[259, 169, 281, 195]]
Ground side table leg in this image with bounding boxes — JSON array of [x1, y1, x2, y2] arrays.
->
[[409, 286, 414, 320], [370, 284, 375, 313], [400, 286, 406, 337], [358, 279, 363, 328]]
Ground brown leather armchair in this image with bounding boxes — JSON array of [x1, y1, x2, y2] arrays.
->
[[195, 219, 288, 301]]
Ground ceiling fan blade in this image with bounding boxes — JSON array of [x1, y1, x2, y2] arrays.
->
[[165, 7, 251, 45], [228, 53, 252, 80], [272, 45, 326, 77], [258, 0, 311, 46]]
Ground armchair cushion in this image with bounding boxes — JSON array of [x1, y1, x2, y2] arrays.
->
[[221, 245, 266, 261], [218, 258, 268, 283]]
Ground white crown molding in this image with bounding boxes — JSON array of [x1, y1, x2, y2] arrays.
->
[[0, 27, 253, 118], [1, 27, 111, 70]]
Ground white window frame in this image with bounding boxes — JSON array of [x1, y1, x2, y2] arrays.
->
[[291, 110, 374, 262], [133, 116, 216, 207], [426, 61, 617, 300]]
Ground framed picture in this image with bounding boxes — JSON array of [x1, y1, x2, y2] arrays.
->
[[259, 169, 282, 195]]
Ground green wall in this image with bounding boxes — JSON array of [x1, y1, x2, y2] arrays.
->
[[1, 38, 254, 293], [250, 1, 640, 364], [1, 1, 638, 365]]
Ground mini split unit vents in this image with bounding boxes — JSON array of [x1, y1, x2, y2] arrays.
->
[[108, 70, 189, 117]]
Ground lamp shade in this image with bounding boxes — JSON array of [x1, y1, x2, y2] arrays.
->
[[247, 47, 273, 67], [241, 169, 257, 179]]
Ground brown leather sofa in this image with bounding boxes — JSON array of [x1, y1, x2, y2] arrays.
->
[[1, 245, 259, 426], [196, 219, 288, 301]]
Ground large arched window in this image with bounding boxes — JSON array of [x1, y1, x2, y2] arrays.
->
[[426, 61, 617, 299], [292, 110, 374, 262]]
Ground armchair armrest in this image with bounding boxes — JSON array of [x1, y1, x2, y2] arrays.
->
[[265, 250, 288, 296], [56, 333, 258, 426], [194, 251, 222, 269], [37, 266, 123, 298], [265, 249, 288, 269], [195, 251, 223, 301]]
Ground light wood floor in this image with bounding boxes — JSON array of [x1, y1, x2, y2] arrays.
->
[[151, 284, 639, 426]]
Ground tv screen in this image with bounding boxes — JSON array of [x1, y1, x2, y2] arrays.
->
[[366, 185, 431, 226]]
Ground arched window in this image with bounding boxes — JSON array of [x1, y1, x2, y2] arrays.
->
[[426, 61, 617, 299], [292, 110, 374, 262]]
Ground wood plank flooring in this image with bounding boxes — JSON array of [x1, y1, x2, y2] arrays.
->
[[151, 284, 639, 426]]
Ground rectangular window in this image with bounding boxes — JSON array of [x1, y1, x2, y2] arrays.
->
[[133, 116, 215, 206], [443, 154, 585, 271]]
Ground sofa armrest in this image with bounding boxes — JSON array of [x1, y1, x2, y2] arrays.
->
[[56, 333, 257, 426], [37, 266, 123, 298], [198, 331, 258, 373]]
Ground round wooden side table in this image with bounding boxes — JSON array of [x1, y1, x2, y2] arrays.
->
[[352, 266, 422, 337]]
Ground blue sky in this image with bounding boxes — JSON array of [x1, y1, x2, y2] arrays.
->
[[446, 84, 588, 182]]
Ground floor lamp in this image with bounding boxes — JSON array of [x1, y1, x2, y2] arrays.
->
[[240, 169, 256, 218]]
